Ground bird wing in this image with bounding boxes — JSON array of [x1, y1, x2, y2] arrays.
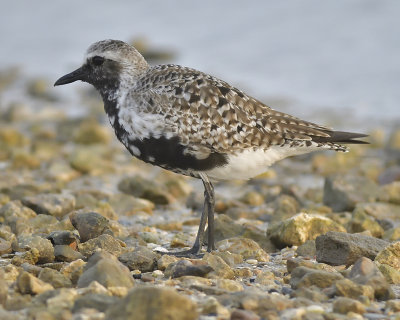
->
[[132, 64, 341, 155]]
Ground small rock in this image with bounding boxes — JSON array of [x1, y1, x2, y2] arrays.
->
[[377, 263, 400, 284], [22, 193, 75, 218], [0, 269, 8, 305], [375, 241, 400, 269], [60, 259, 86, 285], [38, 267, 72, 288], [323, 175, 381, 211], [47, 230, 79, 247], [77, 251, 134, 288], [108, 193, 154, 216], [270, 194, 300, 221], [290, 266, 343, 289], [203, 252, 235, 279], [200, 296, 230, 318], [118, 175, 172, 205], [267, 213, 346, 248], [204, 214, 245, 243], [164, 260, 213, 278], [332, 297, 365, 315], [230, 309, 261, 320], [386, 299, 400, 312], [157, 255, 178, 271], [217, 237, 269, 262], [118, 246, 159, 272], [350, 206, 384, 237], [0, 238, 12, 255], [16, 271, 54, 295], [315, 231, 389, 266], [0, 200, 36, 225], [78, 234, 125, 257], [383, 227, 400, 241], [349, 257, 394, 300], [216, 279, 243, 292], [296, 240, 316, 258], [73, 293, 120, 313], [54, 245, 85, 262], [18, 235, 55, 264], [73, 120, 111, 145], [334, 278, 374, 300], [291, 287, 328, 302], [240, 191, 264, 206], [70, 211, 111, 242], [379, 181, 400, 204], [105, 286, 198, 320], [69, 145, 114, 175]]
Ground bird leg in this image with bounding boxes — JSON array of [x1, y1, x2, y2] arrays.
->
[[164, 173, 214, 257]]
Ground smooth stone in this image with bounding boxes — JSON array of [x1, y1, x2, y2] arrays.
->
[[204, 214, 245, 243], [22, 193, 75, 218], [0, 269, 8, 305], [38, 267, 72, 289], [349, 257, 394, 300], [60, 259, 86, 285], [323, 175, 381, 212], [72, 293, 120, 313], [267, 213, 346, 248], [78, 234, 126, 257], [108, 193, 154, 216], [164, 260, 213, 278], [73, 120, 111, 145], [296, 240, 316, 258], [315, 231, 389, 266], [54, 245, 84, 262], [334, 278, 374, 300], [350, 206, 384, 237], [217, 237, 269, 262], [157, 254, 179, 271], [230, 309, 261, 320], [332, 297, 366, 315], [105, 286, 198, 320], [0, 238, 12, 255], [291, 287, 328, 302], [77, 251, 134, 289], [16, 271, 54, 295], [47, 230, 79, 247], [17, 235, 55, 264], [118, 246, 159, 272], [0, 200, 36, 224], [290, 266, 343, 289], [203, 253, 235, 279], [70, 211, 111, 242]]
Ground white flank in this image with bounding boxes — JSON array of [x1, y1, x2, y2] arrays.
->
[[205, 146, 318, 181]]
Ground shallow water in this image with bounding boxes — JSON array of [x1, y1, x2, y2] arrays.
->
[[1, 0, 399, 128]]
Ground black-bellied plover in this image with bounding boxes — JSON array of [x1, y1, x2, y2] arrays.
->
[[55, 39, 367, 256]]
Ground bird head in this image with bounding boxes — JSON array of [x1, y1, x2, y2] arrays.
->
[[54, 39, 149, 92]]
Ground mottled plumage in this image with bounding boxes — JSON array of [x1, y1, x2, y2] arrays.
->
[[55, 39, 367, 255]]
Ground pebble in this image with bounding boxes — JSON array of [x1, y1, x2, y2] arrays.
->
[[315, 231, 389, 266], [22, 193, 75, 218], [118, 246, 159, 272], [70, 211, 111, 242]]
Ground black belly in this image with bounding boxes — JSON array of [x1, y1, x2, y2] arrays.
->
[[122, 135, 227, 173]]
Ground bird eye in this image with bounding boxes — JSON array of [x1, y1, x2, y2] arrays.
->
[[92, 56, 105, 66]]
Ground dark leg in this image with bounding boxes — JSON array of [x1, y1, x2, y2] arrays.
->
[[164, 173, 212, 257], [202, 176, 215, 252]]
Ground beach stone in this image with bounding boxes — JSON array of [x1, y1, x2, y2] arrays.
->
[[296, 240, 316, 258], [38, 268, 72, 289], [69, 145, 114, 175], [54, 245, 84, 262], [383, 227, 400, 241], [105, 286, 198, 320], [118, 246, 159, 272], [375, 241, 400, 269], [200, 296, 230, 318], [323, 175, 381, 211], [291, 287, 328, 303], [165, 260, 213, 278], [386, 300, 400, 312], [350, 207, 384, 238], [315, 231, 389, 266], [77, 251, 134, 288], [349, 257, 394, 300], [118, 175, 172, 205], [379, 181, 400, 204], [332, 297, 365, 315], [0, 269, 7, 306], [0, 127, 27, 147], [217, 237, 269, 262], [334, 278, 374, 300], [271, 194, 300, 221], [73, 293, 120, 313], [60, 259, 86, 285], [267, 213, 346, 248], [18, 235, 55, 264], [290, 266, 343, 289], [73, 120, 111, 144], [230, 309, 261, 320], [0, 238, 12, 255], [378, 263, 400, 284], [0, 200, 36, 225], [203, 252, 235, 279], [205, 214, 245, 242], [78, 234, 125, 257], [108, 193, 154, 215], [47, 230, 79, 247], [22, 193, 75, 218], [70, 211, 111, 242], [16, 271, 54, 295], [388, 128, 400, 149], [354, 202, 400, 222], [157, 254, 178, 271]]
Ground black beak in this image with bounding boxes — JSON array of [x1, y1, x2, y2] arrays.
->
[[54, 66, 87, 86]]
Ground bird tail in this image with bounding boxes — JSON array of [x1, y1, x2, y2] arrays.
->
[[312, 130, 369, 145]]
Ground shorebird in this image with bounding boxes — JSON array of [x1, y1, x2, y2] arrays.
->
[[55, 39, 367, 256]]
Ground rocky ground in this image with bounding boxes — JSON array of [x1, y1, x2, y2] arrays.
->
[[0, 66, 400, 320]]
